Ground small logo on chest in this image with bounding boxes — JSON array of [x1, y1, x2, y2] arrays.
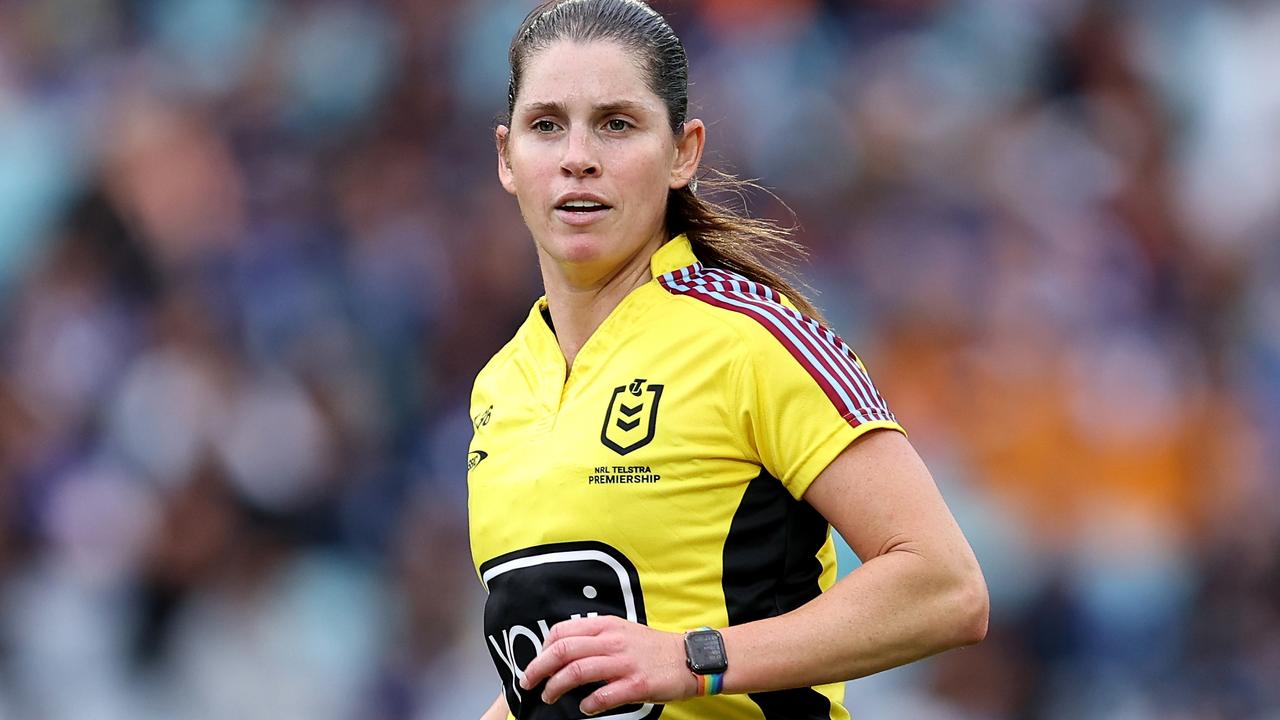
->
[[587, 464, 662, 485], [600, 378, 663, 455]]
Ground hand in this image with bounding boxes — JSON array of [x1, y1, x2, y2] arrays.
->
[[519, 615, 699, 715]]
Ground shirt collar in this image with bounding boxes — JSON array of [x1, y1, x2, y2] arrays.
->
[[529, 233, 697, 316], [649, 233, 700, 278]]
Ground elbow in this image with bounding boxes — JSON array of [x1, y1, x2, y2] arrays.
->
[[950, 566, 989, 648], [924, 552, 988, 650]]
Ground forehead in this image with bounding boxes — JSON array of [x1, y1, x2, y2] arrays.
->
[[516, 40, 659, 112]]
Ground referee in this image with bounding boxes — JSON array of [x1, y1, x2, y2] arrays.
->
[[469, 1, 988, 718]]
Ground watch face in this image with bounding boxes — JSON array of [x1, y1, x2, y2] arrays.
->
[[686, 631, 727, 673]]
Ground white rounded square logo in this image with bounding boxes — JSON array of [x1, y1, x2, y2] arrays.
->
[[480, 542, 661, 720]]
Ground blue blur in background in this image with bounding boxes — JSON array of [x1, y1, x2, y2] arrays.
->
[[0, 0, 1277, 718]]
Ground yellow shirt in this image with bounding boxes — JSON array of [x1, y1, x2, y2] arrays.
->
[[468, 234, 903, 720]]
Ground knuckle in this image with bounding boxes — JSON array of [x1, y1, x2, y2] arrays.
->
[[632, 675, 651, 697], [551, 639, 572, 662], [587, 687, 613, 713]]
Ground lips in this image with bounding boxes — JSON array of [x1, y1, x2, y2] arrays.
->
[[556, 199, 610, 213], [554, 192, 612, 213], [553, 192, 613, 225]]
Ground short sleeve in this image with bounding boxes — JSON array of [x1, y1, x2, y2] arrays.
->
[[738, 313, 905, 500]]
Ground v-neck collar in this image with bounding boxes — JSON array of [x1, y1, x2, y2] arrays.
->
[[519, 234, 698, 413]]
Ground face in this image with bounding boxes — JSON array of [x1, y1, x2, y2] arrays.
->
[[497, 40, 703, 279]]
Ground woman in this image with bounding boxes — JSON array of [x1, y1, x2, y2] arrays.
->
[[469, 1, 988, 718]]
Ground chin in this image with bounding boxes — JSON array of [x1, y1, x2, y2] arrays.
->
[[546, 232, 614, 265]]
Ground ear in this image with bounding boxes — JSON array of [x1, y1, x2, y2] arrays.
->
[[670, 118, 706, 190], [496, 125, 517, 196]]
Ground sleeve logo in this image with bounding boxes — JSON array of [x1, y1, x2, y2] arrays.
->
[[600, 379, 663, 456], [479, 542, 662, 720]]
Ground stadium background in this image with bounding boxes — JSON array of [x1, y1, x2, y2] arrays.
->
[[1, 0, 1278, 717]]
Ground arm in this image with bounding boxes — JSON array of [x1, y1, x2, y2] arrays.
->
[[719, 429, 988, 691], [479, 692, 509, 720], [521, 429, 988, 713]]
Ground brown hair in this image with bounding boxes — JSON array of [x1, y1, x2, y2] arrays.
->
[[503, 0, 825, 321]]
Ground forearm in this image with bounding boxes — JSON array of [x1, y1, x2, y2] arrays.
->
[[479, 691, 509, 720], [719, 545, 988, 694], [516, 434, 985, 713]]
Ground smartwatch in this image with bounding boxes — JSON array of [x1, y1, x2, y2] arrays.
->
[[683, 627, 727, 696]]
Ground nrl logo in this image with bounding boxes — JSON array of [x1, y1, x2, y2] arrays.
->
[[600, 378, 664, 456]]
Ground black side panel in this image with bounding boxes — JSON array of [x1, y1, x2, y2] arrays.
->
[[722, 469, 834, 719]]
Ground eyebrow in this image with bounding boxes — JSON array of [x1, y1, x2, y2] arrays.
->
[[518, 100, 654, 116]]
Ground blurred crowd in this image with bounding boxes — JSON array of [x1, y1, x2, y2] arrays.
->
[[0, 0, 1277, 718]]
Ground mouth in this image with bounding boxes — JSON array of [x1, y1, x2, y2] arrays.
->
[[555, 199, 612, 214], [554, 197, 613, 226]]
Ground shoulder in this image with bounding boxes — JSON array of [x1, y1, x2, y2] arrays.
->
[[654, 263, 838, 360], [656, 263, 894, 423], [472, 336, 520, 387], [470, 308, 535, 401]]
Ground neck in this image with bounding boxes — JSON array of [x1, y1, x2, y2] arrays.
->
[[539, 236, 664, 370]]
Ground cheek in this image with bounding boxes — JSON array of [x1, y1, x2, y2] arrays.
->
[[617, 148, 675, 205], [506, 140, 552, 186], [507, 162, 552, 219], [513, 189, 545, 230]]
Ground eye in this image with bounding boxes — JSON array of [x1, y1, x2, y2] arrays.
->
[[605, 118, 632, 132], [533, 120, 558, 133]]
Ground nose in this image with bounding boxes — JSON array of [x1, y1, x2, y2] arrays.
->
[[560, 127, 600, 178]]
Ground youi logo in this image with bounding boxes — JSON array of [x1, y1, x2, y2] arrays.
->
[[479, 542, 662, 720]]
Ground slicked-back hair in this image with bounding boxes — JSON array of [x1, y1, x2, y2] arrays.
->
[[503, 0, 825, 321]]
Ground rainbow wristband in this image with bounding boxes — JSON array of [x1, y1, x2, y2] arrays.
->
[[694, 671, 724, 697]]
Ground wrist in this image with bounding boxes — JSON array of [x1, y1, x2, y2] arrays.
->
[[690, 670, 725, 696], [683, 627, 728, 697]]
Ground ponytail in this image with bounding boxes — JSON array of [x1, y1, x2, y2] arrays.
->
[[667, 171, 825, 323]]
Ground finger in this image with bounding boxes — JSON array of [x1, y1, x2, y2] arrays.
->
[[542, 656, 625, 705], [542, 614, 617, 648], [524, 616, 620, 688], [580, 677, 650, 715], [521, 634, 614, 690]]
